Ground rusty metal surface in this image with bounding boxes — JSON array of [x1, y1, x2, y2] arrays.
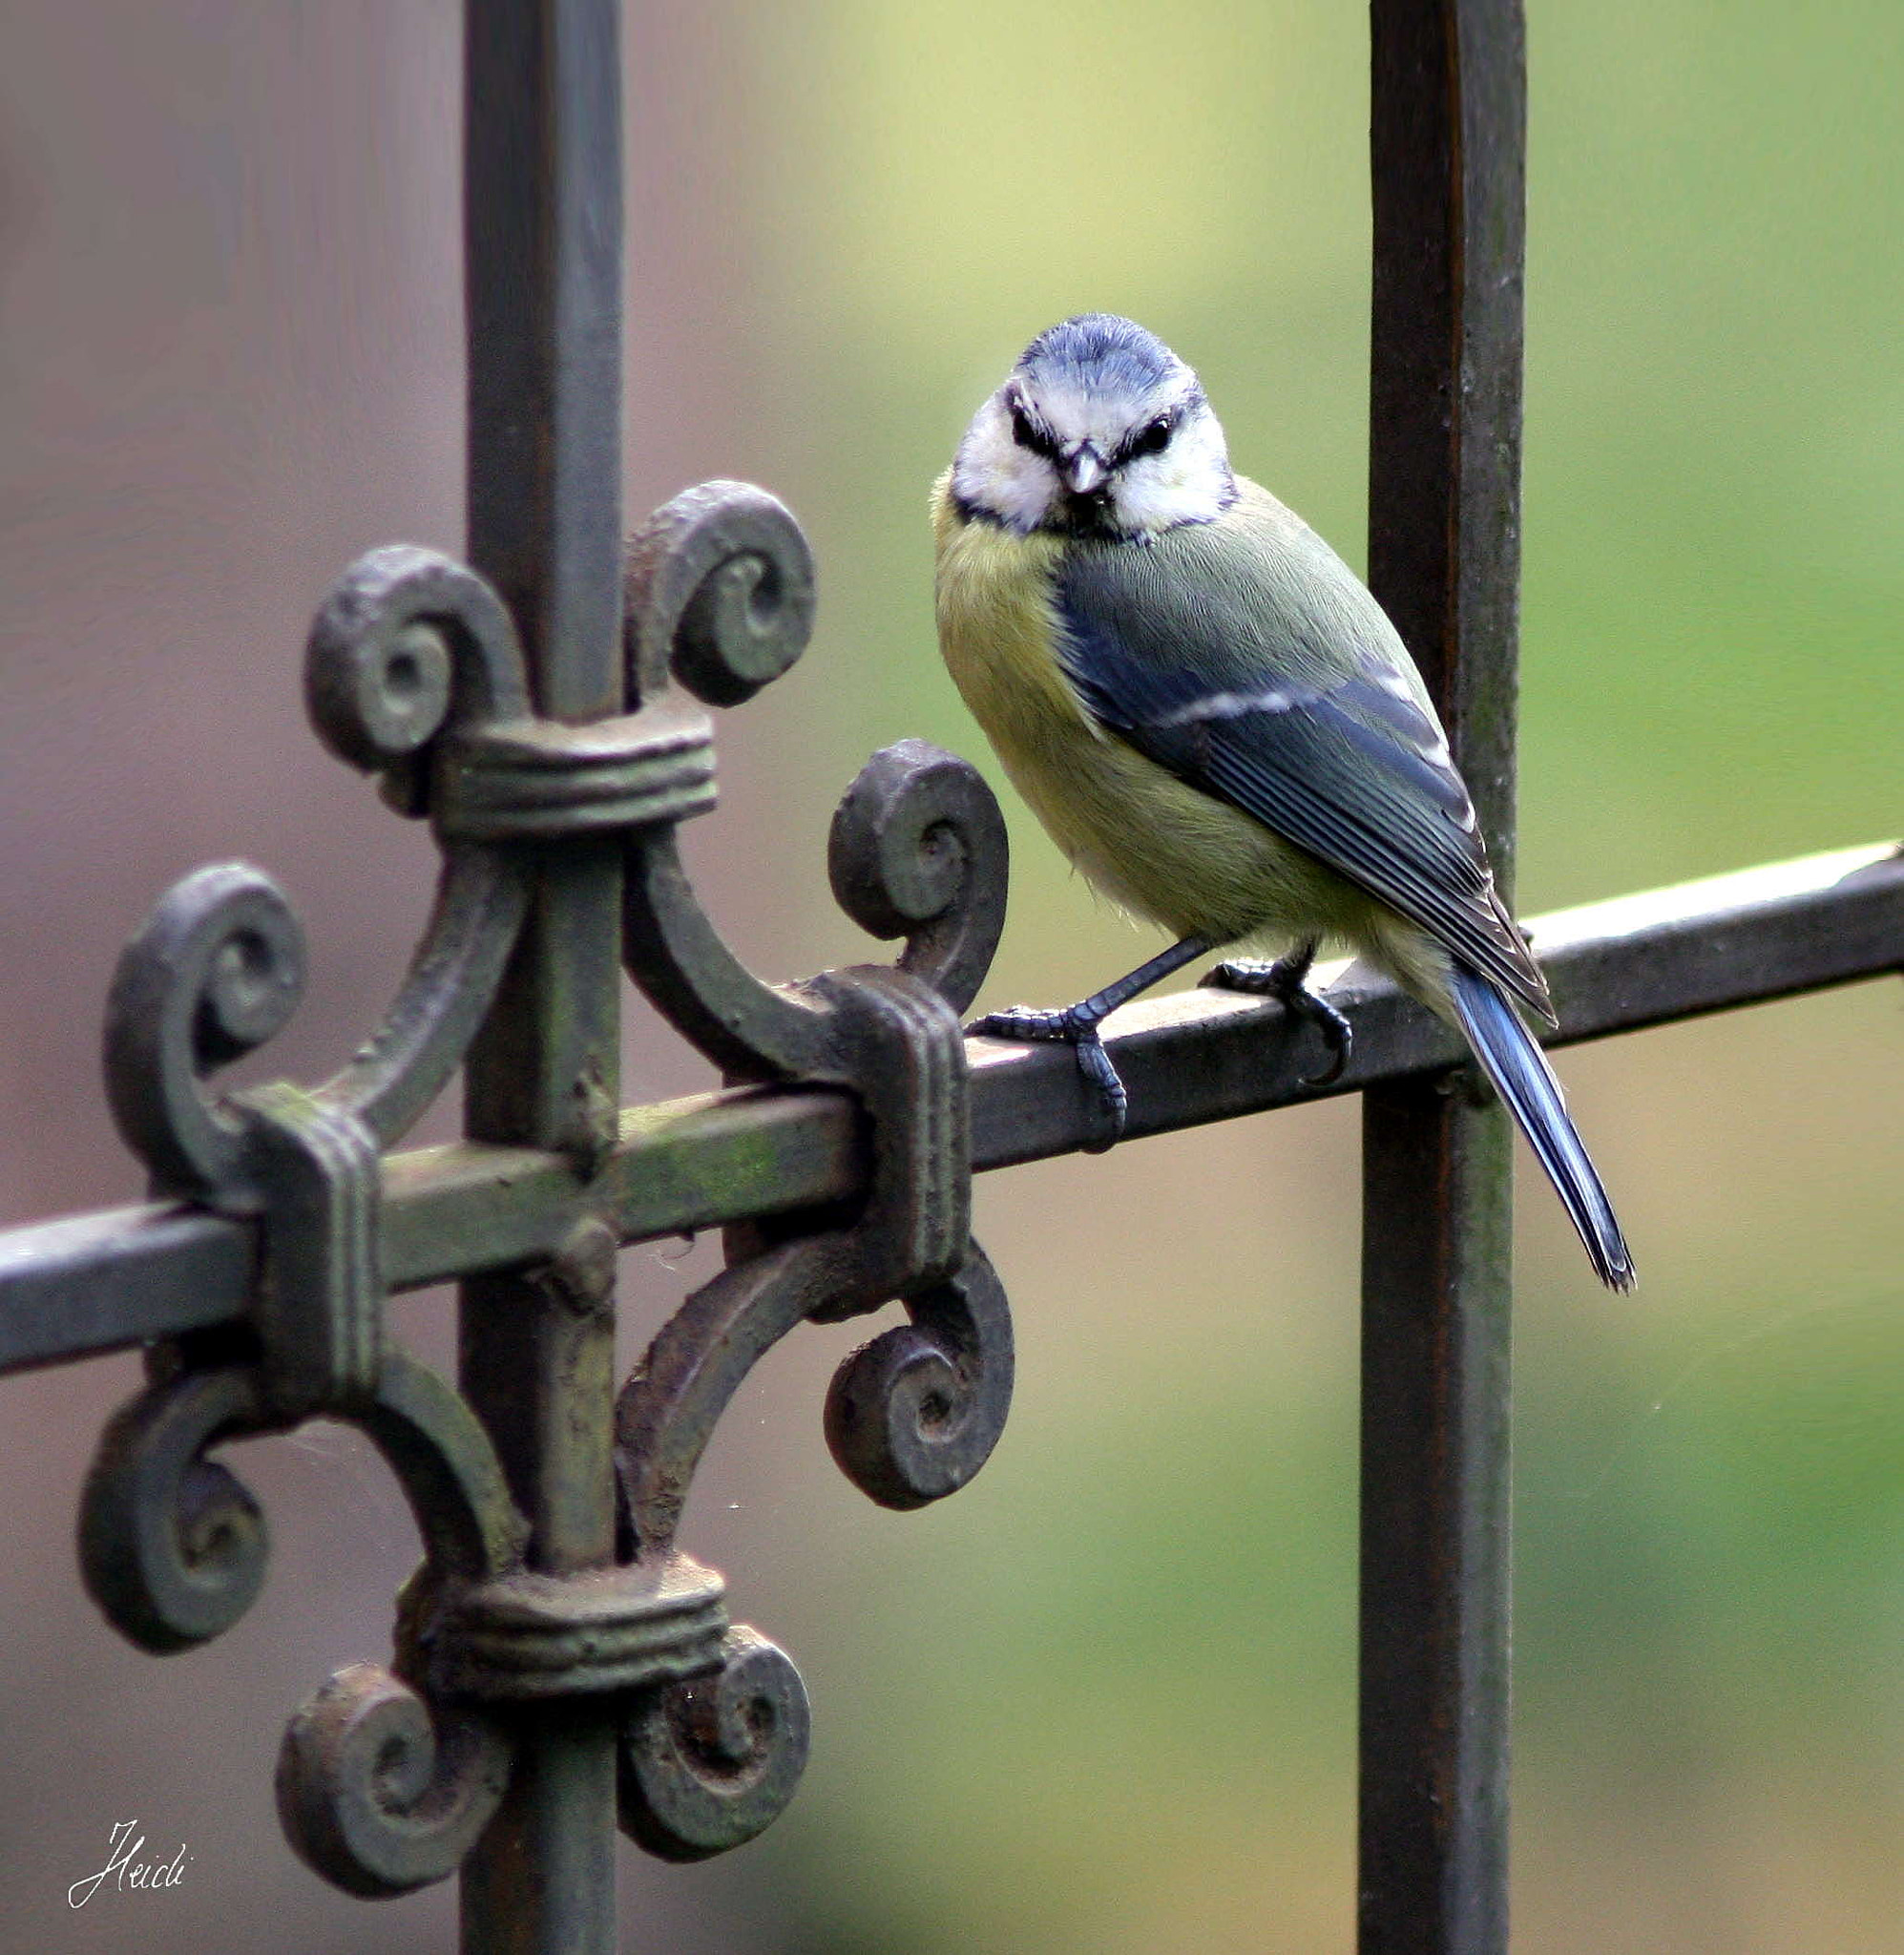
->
[[18, 377, 1020, 1953], [0, 1, 1897, 1948], [605, 482, 1015, 1864], [456, 0, 627, 1944], [3, 842, 1898, 1382], [12, 473, 1020, 1942], [0, 0, 1022, 1941], [1361, 2, 1525, 1947]]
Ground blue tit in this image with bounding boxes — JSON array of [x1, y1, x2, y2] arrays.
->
[[933, 313, 1634, 1291]]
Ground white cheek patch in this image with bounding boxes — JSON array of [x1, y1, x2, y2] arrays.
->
[[1109, 411, 1233, 533], [952, 399, 1057, 532], [952, 384, 1234, 536], [990, 452, 1058, 531]]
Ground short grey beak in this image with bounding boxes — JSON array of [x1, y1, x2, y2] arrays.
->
[[1059, 446, 1108, 496]]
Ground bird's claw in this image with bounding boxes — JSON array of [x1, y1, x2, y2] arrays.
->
[[1201, 956, 1353, 1087], [967, 1005, 1128, 1151], [967, 1005, 1077, 1044], [1291, 993, 1354, 1086]]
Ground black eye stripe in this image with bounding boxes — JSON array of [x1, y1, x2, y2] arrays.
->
[[1008, 400, 1060, 460], [1006, 396, 1176, 466]]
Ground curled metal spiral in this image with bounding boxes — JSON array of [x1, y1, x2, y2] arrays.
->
[[102, 548, 537, 1212], [600, 484, 1021, 1865], [824, 1241, 1015, 1510], [617, 1232, 1015, 1553], [828, 737, 1009, 1017], [617, 1236, 855, 1560], [619, 484, 833, 1082], [78, 1334, 532, 1899], [103, 866, 307, 1207], [304, 542, 530, 781], [276, 1663, 512, 1900], [623, 477, 816, 710], [83, 477, 1021, 1892], [78, 1361, 272, 1652], [271, 1353, 530, 1898], [620, 507, 1006, 1093], [618, 1627, 813, 1862], [79, 1347, 523, 1652]]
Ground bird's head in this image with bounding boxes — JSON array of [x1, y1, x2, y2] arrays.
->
[[951, 314, 1235, 540]]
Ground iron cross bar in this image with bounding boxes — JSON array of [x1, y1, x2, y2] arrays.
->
[[4, 839, 1898, 1379]]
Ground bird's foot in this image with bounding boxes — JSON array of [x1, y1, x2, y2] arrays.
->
[[1201, 951, 1353, 1086], [966, 1003, 1127, 1151]]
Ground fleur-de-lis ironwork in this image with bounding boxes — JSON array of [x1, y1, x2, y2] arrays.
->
[[10, 5, 1904, 1948], [78, 479, 1015, 1893]]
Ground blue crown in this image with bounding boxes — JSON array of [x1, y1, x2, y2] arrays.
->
[[1016, 314, 1182, 396]]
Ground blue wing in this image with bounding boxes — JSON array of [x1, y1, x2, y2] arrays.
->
[[1053, 504, 1554, 1021]]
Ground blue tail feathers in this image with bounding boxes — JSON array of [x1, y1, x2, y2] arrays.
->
[[1449, 965, 1636, 1292]]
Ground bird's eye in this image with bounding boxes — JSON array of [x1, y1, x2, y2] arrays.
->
[[1129, 417, 1174, 459], [1009, 401, 1041, 452]]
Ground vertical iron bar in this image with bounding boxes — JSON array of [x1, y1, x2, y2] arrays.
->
[[1360, 4, 1525, 1952], [459, 3, 624, 1951]]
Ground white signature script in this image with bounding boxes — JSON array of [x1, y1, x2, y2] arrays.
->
[[67, 1820, 189, 1908]]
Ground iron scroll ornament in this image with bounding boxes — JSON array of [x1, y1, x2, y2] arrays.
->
[[78, 481, 1015, 1891]]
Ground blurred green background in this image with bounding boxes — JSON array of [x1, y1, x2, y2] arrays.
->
[[723, 2, 1904, 1948], [1, 3, 1900, 1951]]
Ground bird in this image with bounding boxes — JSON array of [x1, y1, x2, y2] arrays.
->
[[932, 312, 1634, 1291]]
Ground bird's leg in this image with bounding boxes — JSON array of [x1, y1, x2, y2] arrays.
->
[[968, 935, 1212, 1151], [1201, 938, 1353, 1086]]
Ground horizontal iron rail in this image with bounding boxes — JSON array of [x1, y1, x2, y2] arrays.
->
[[3, 839, 1897, 1379]]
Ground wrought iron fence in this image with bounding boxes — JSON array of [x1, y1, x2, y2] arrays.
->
[[2, 2, 1899, 1950]]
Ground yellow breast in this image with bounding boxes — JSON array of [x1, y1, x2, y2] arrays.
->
[[930, 475, 1359, 949]]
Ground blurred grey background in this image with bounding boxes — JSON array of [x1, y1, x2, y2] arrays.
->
[[2, 3, 1901, 1950]]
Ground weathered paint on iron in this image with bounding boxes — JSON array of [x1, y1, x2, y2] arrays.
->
[[1360, 4, 1525, 1949], [0, 3, 1895, 1950], [2, 843, 1897, 1383]]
